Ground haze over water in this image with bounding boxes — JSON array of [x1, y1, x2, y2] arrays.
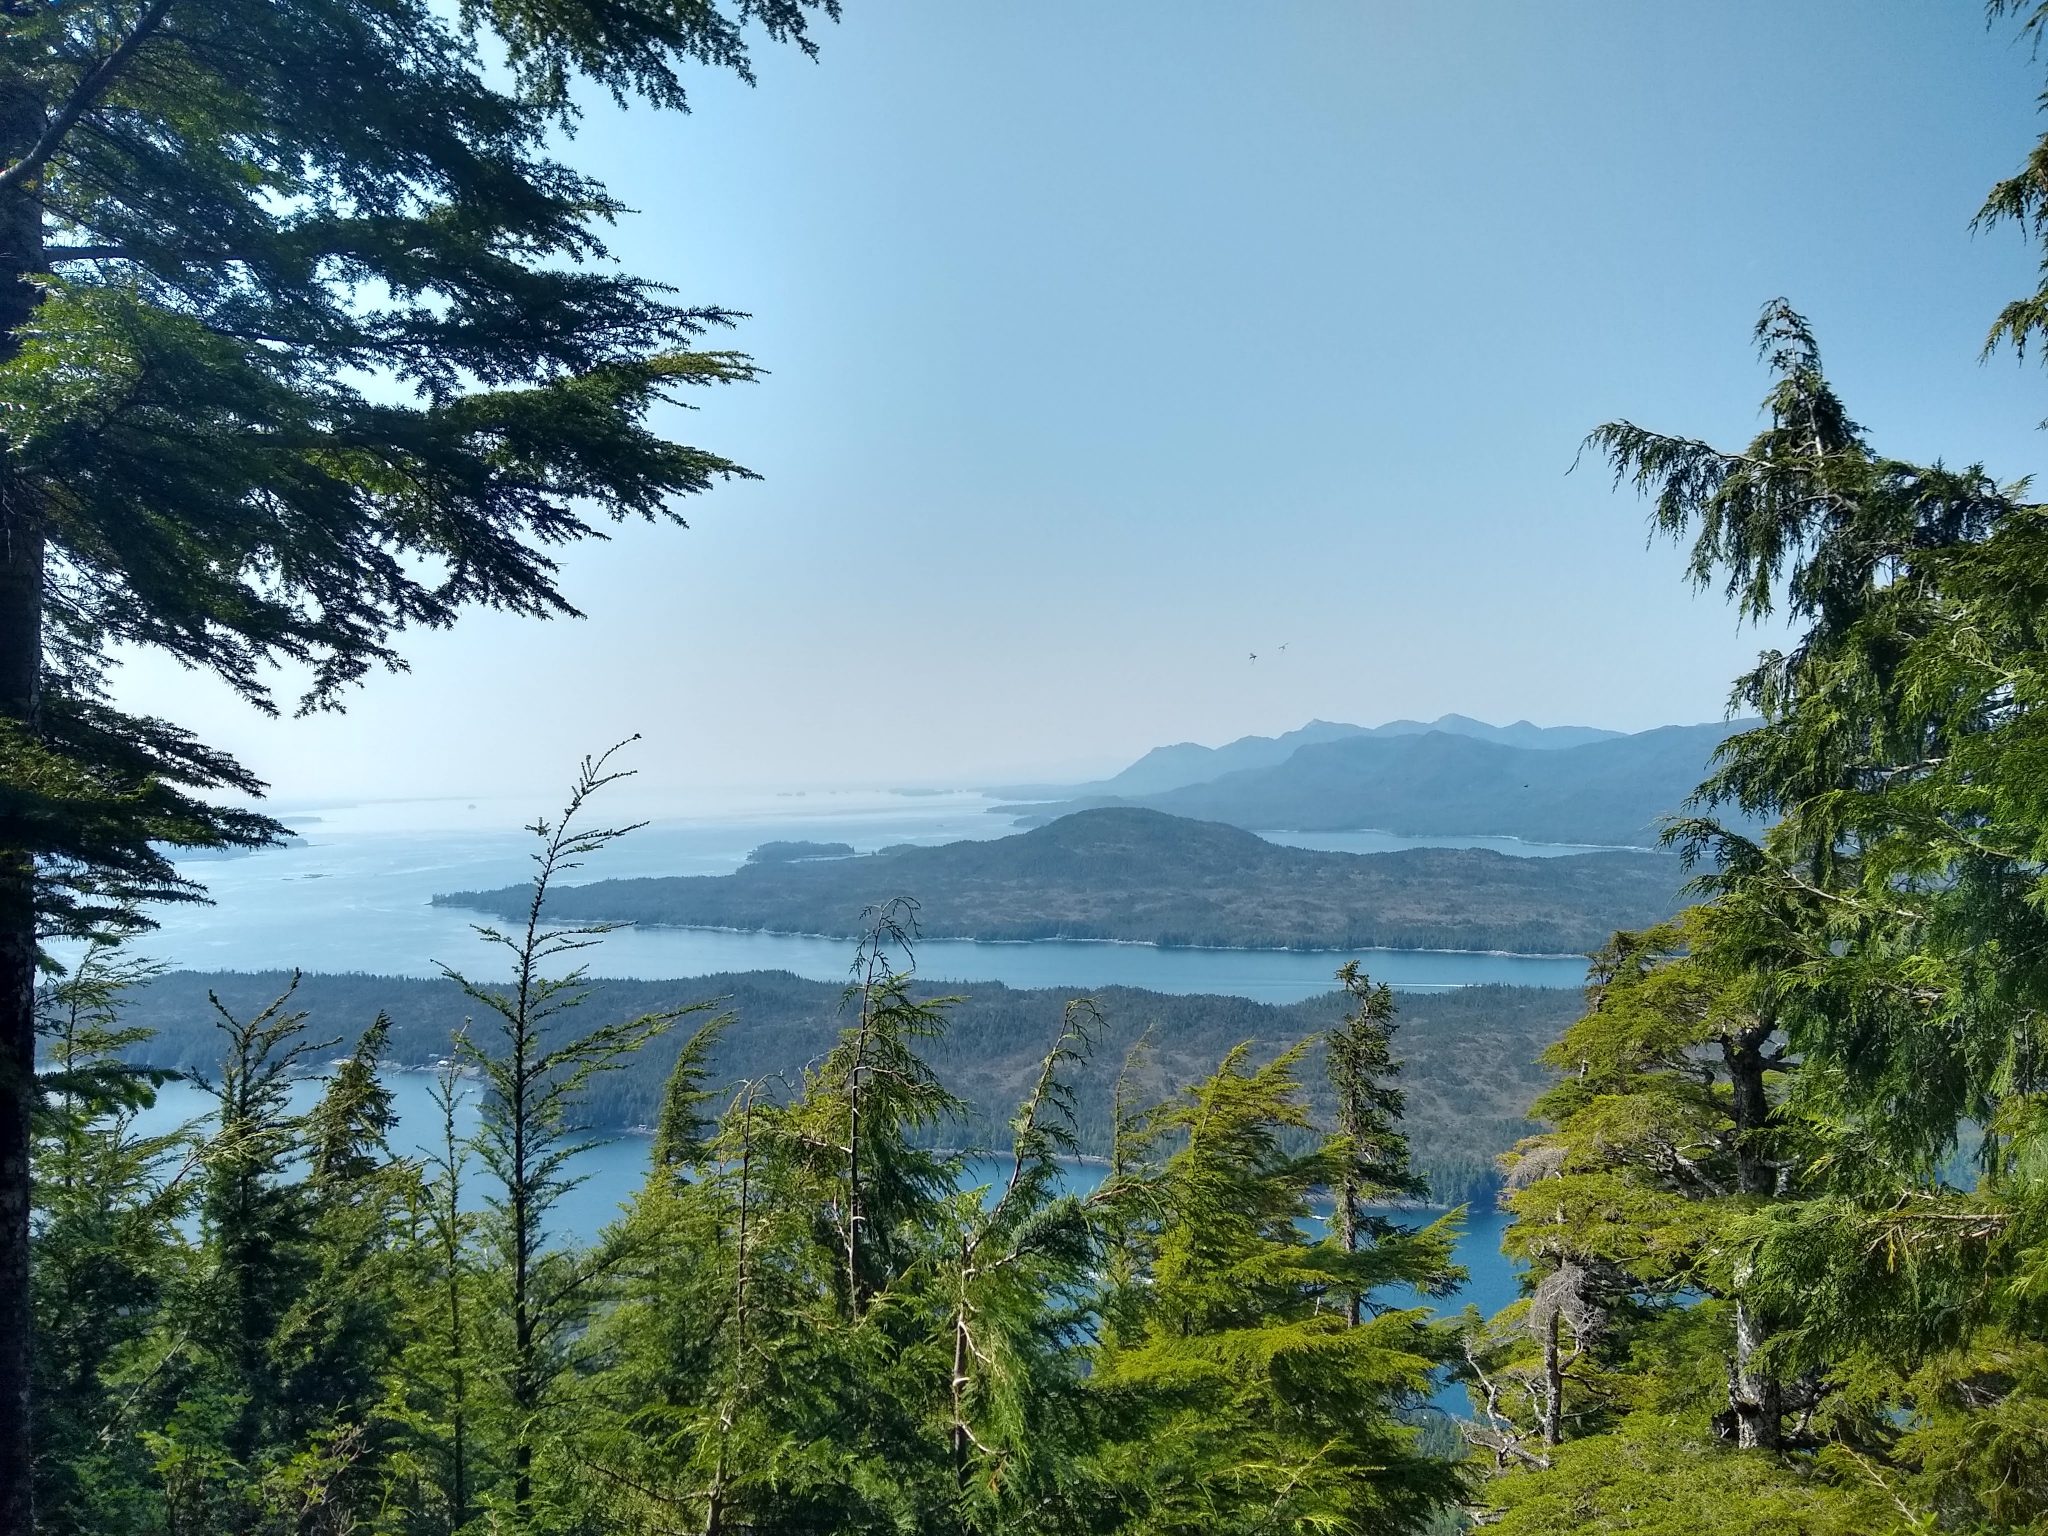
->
[[139, 790, 1597, 1002]]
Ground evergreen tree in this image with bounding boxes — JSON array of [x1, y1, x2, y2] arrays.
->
[[30, 939, 196, 1534], [1326, 962, 1431, 1328], [1089, 1041, 1465, 1536], [573, 922, 1115, 1536], [1486, 11, 2048, 1505], [382, 1050, 484, 1534], [267, 1015, 414, 1531], [939, 998, 1102, 1531], [1460, 908, 1875, 1527], [0, 2, 837, 1516], [570, 1020, 749, 1534], [1575, 285, 2048, 1525], [699, 906, 968, 1533], [158, 980, 331, 1533], [445, 745, 693, 1527]]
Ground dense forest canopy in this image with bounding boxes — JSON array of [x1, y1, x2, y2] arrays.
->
[[30, 790, 1482, 1534], [116, 968, 1581, 1205]]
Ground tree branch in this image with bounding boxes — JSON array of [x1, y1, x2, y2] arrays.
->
[[0, 0, 178, 195]]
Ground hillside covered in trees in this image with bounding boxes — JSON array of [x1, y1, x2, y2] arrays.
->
[[120, 967, 1579, 1204], [991, 715, 1628, 801], [435, 807, 1687, 953]]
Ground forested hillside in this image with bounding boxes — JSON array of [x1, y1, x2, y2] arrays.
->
[[119, 968, 1578, 1204], [437, 807, 1686, 953]]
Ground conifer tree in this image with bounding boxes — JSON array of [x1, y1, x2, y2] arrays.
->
[[160, 980, 331, 1533], [939, 998, 1101, 1529], [268, 1015, 413, 1529], [571, 1022, 748, 1534], [1326, 962, 1431, 1328], [1461, 907, 1857, 1529], [0, 2, 838, 1515], [712, 906, 967, 1531], [445, 745, 695, 1525], [30, 940, 195, 1533], [573, 921, 1119, 1536], [1089, 1041, 1464, 1536], [1497, 12, 2048, 1503], [383, 1051, 482, 1534]]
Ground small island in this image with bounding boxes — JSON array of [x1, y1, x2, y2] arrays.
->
[[744, 839, 857, 865]]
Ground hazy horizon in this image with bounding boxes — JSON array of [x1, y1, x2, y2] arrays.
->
[[113, 1, 2044, 804]]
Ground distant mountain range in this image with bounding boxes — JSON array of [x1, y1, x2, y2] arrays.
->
[[992, 714, 1628, 801], [436, 806, 1685, 954], [997, 718, 1754, 848]]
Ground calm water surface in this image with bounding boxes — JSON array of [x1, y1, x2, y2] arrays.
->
[[118, 791, 1593, 1002]]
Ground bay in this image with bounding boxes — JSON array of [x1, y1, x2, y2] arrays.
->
[[125, 791, 1593, 1002], [133, 1073, 1520, 1382]]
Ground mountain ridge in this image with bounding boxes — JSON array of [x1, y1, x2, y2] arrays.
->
[[999, 721, 1754, 847], [990, 713, 1632, 800]]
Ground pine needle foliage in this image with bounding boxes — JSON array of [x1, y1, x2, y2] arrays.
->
[[29, 940, 196, 1534], [1472, 15, 2048, 1515], [1089, 1040, 1466, 1536]]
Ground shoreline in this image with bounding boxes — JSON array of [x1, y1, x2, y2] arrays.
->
[[427, 907, 1591, 964]]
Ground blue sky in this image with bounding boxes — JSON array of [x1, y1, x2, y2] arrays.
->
[[120, 1, 2048, 799]]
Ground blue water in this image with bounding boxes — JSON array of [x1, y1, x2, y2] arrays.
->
[[133, 1074, 1519, 1396], [1263, 828, 1640, 859], [108, 791, 1592, 1003]]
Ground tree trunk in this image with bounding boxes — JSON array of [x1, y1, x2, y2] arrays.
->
[[1729, 1293, 1782, 1452], [1723, 1025, 1782, 1450], [1340, 1172, 1361, 1328], [0, 62, 44, 1535], [1724, 1025, 1773, 1198], [1540, 1306, 1563, 1447]]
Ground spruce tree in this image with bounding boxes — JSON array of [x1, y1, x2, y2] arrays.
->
[[30, 939, 193, 1533], [1089, 1041, 1464, 1536], [1325, 962, 1431, 1329], [0, 1, 837, 1516], [445, 745, 694, 1525]]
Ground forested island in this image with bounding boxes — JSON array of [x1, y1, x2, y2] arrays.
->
[[121, 968, 1578, 1205], [743, 839, 856, 864], [434, 807, 1686, 953]]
